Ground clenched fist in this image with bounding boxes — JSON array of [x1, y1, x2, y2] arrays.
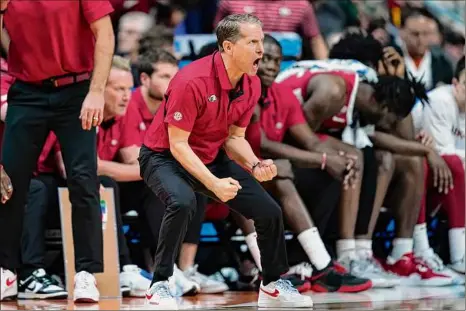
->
[[252, 159, 277, 182], [1, 165, 13, 203], [210, 177, 242, 202]]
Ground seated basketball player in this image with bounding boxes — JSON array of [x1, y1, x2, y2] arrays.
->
[[231, 34, 372, 293], [330, 33, 462, 285], [412, 57, 465, 276]]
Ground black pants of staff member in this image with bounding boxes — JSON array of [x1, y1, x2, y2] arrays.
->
[[20, 174, 132, 279], [0, 80, 102, 273], [139, 146, 289, 285], [119, 181, 207, 258]]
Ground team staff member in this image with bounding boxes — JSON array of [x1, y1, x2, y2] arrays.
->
[[140, 14, 312, 309], [0, 0, 114, 303], [124, 50, 222, 295]]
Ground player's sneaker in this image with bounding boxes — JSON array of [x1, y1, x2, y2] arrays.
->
[[311, 262, 372, 293], [145, 280, 178, 310], [384, 252, 452, 287], [120, 265, 151, 297], [415, 248, 464, 285], [0, 268, 17, 301], [73, 271, 99, 303], [258, 279, 313, 308], [170, 264, 200, 296], [183, 265, 228, 294], [18, 269, 67, 299], [450, 256, 465, 274], [340, 257, 400, 288]]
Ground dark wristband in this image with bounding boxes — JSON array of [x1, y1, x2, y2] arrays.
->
[[251, 161, 261, 172], [0, 9, 6, 14]]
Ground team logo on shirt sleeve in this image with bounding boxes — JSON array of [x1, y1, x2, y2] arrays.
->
[[174, 112, 183, 121]]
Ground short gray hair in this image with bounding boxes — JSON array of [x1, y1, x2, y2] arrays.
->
[[215, 14, 262, 51]]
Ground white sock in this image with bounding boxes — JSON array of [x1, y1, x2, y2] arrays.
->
[[413, 223, 430, 256], [245, 232, 262, 271], [355, 239, 373, 259], [336, 239, 356, 261], [297, 227, 331, 270], [449, 227, 465, 263], [390, 238, 413, 261]]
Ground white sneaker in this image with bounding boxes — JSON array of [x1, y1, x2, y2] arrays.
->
[[73, 271, 99, 303], [120, 265, 151, 297], [183, 265, 228, 294], [450, 256, 465, 274], [258, 279, 313, 308], [145, 280, 178, 310], [18, 268, 68, 299], [416, 248, 465, 285], [342, 257, 400, 288], [170, 264, 200, 297], [0, 268, 17, 301]]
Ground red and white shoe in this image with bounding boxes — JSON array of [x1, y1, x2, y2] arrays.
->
[[73, 271, 99, 303], [258, 279, 313, 308], [384, 253, 452, 287], [0, 268, 17, 301], [416, 248, 464, 285]]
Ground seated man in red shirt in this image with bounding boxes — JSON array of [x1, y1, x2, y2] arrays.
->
[[233, 34, 372, 293], [123, 49, 227, 294]]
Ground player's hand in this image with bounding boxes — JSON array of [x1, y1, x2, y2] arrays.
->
[[80, 91, 105, 130], [416, 130, 435, 149], [0, 0, 10, 11], [252, 159, 277, 182], [380, 46, 405, 78], [1, 165, 13, 204], [211, 178, 241, 202], [427, 150, 454, 194], [274, 159, 294, 180], [326, 153, 358, 189]]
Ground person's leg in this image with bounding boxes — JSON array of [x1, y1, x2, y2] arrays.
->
[[50, 81, 102, 302], [19, 177, 68, 300], [0, 82, 50, 301], [211, 155, 312, 307], [51, 81, 102, 275], [440, 155, 465, 272]]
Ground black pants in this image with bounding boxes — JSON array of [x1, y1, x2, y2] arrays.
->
[[0, 80, 102, 272], [118, 181, 206, 255], [293, 168, 342, 235], [139, 146, 288, 284], [20, 174, 131, 276]]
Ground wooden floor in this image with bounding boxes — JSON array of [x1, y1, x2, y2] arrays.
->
[[1, 286, 464, 310]]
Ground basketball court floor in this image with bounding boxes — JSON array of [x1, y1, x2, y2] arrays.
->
[[1, 285, 464, 310]]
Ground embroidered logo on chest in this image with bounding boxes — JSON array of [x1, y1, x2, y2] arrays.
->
[[208, 95, 217, 102], [275, 122, 283, 129], [111, 139, 118, 146], [139, 122, 146, 131]]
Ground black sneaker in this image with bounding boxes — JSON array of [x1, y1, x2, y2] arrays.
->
[[18, 269, 68, 299], [311, 263, 373, 293]]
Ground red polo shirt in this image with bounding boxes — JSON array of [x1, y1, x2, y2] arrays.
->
[[97, 117, 141, 161], [124, 87, 154, 145], [260, 83, 306, 143], [4, 0, 114, 82], [144, 52, 261, 164]]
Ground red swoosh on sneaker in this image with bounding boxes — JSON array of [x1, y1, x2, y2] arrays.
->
[[145, 294, 153, 300], [260, 287, 280, 297], [6, 277, 16, 287]]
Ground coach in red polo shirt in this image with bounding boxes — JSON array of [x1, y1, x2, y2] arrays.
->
[[0, 0, 114, 302], [139, 14, 312, 309]]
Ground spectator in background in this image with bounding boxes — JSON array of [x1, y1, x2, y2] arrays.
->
[[214, 0, 328, 60], [443, 29, 466, 65], [117, 12, 154, 62], [368, 18, 392, 47], [399, 8, 453, 90]]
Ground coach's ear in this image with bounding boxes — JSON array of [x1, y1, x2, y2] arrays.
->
[[222, 40, 234, 55]]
